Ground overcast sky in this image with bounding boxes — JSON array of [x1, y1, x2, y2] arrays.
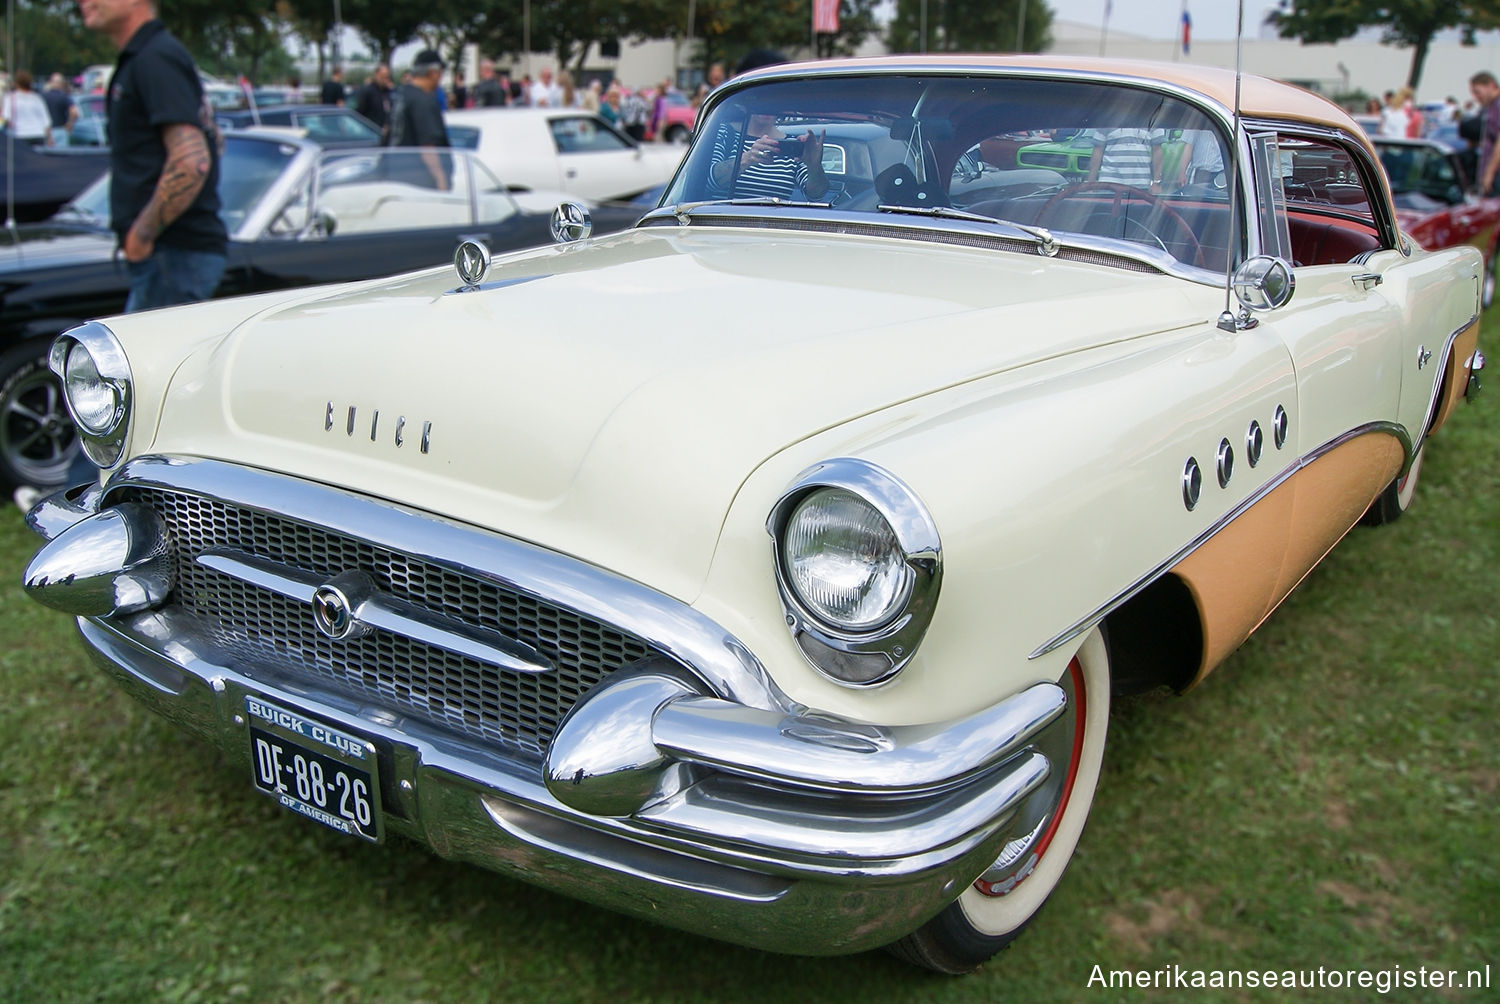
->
[[1047, 1, 1271, 41]]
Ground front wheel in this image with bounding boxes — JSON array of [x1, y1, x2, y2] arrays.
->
[[887, 628, 1110, 974], [665, 124, 691, 145], [0, 340, 80, 494]]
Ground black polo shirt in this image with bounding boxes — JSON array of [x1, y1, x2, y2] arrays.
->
[[388, 83, 449, 148], [107, 19, 226, 253]]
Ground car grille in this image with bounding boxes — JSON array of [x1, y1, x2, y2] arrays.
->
[[117, 486, 655, 757], [1021, 152, 1071, 169]]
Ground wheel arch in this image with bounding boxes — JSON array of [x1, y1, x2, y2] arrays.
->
[[1100, 571, 1202, 695]]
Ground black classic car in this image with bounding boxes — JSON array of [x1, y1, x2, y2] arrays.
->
[[214, 105, 383, 150], [0, 131, 640, 491], [0, 128, 111, 222]]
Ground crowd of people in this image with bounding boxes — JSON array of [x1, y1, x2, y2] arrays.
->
[[1, 69, 80, 146], [0, 52, 720, 152], [1364, 71, 1500, 198]]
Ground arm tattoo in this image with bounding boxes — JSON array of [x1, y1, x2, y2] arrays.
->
[[130, 123, 211, 244]]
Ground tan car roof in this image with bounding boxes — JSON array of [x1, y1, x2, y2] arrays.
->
[[752, 54, 1365, 139]]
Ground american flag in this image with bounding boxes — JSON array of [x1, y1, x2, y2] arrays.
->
[[1181, 6, 1192, 55], [813, 0, 839, 34]]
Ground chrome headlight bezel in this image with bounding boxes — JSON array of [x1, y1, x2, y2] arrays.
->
[[767, 459, 942, 686], [48, 321, 132, 468]]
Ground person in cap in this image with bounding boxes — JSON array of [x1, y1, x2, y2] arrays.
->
[[388, 49, 451, 190]]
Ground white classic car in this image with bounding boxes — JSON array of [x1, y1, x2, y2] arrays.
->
[[21, 56, 1486, 973], [444, 107, 684, 201]]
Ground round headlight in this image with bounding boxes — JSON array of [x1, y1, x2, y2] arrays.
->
[[49, 321, 133, 469], [783, 487, 911, 631], [65, 341, 122, 434]]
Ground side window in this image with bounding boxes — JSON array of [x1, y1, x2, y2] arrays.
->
[[448, 125, 481, 150], [313, 150, 472, 235], [1417, 150, 1459, 200], [471, 159, 519, 225], [1266, 133, 1384, 267], [550, 116, 633, 154], [300, 113, 380, 145]]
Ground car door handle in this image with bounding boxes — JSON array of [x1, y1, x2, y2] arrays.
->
[[1351, 272, 1382, 291], [566, 169, 578, 178]]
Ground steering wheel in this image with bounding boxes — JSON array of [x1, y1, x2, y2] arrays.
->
[[1036, 181, 1204, 267]]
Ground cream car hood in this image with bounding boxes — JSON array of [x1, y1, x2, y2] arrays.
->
[[152, 226, 1205, 601]]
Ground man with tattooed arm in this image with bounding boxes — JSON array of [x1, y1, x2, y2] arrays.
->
[[80, 0, 226, 312]]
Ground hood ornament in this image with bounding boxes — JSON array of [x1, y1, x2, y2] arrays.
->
[[551, 202, 594, 244], [454, 239, 491, 288]]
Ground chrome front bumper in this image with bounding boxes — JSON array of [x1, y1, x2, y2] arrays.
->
[[26, 471, 1068, 955]]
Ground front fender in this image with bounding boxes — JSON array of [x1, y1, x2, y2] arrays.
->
[[698, 313, 1299, 725]]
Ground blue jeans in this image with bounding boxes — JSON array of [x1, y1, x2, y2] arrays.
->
[[125, 246, 226, 313]]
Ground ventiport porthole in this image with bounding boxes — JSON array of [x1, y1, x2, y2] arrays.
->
[[1216, 439, 1234, 488], [1246, 421, 1264, 468], [1182, 457, 1202, 511]]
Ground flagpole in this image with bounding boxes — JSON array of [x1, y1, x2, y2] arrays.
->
[[1099, 0, 1110, 57]]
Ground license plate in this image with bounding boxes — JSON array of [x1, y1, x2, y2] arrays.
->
[[245, 696, 381, 843]]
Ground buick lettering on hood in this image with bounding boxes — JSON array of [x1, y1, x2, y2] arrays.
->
[[20, 56, 1485, 973]]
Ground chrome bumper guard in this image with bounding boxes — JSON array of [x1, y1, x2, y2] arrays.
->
[[26, 475, 1067, 955]]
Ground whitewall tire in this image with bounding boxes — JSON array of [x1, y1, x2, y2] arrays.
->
[[887, 628, 1110, 973]]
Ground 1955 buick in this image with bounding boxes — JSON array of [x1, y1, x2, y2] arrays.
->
[[20, 56, 1486, 973]]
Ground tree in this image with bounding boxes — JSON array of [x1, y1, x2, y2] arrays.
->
[[0, 0, 113, 76], [1271, 1, 1498, 91], [675, 0, 881, 75], [887, 0, 1052, 55]]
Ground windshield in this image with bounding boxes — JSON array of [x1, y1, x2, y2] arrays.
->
[[218, 135, 301, 232], [61, 134, 299, 234], [664, 73, 1235, 272]]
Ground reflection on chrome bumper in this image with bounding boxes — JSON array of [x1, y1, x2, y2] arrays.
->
[[65, 612, 1063, 954], [29, 470, 1069, 954]]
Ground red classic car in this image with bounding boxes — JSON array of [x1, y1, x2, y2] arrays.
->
[[1376, 136, 1500, 307]]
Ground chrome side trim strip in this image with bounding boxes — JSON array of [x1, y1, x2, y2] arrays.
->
[[1029, 420, 1410, 660], [102, 457, 792, 712], [1418, 313, 1481, 443], [197, 546, 555, 675]]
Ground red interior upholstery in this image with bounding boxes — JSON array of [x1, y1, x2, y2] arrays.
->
[[1287, 216, 1381, 267]]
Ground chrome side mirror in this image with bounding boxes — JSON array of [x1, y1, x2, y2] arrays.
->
[[1232, 255, 1295, 312], [312, 208, 337, 238], [551, 202, 594, 244]]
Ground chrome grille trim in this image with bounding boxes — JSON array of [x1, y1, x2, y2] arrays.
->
[[196, 547, 556, 674], [100, 457, 790, 749]]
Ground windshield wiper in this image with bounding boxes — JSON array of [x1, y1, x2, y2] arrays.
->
[[875, 203, 1059, 256], [656, 197, 834, 223]]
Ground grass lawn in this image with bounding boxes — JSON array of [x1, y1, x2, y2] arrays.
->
[[1, 324, 1496, 1002]]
